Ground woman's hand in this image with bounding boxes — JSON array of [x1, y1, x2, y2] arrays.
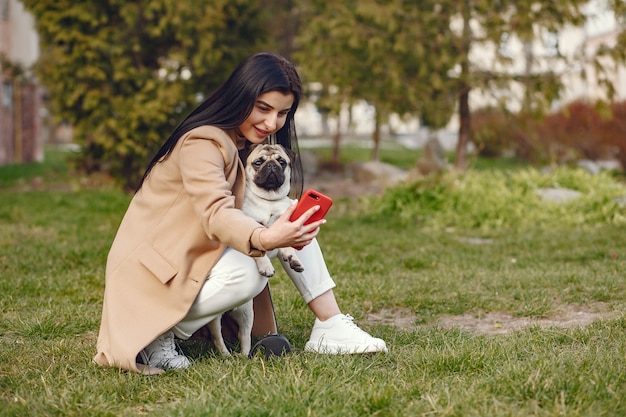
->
[[259, 200, 326, 250]]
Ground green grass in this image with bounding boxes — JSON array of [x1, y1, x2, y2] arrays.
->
[[1, 146, 626, 416], [301, 140, 425, 169], [0, 146, 70, 187], [301, 137, 530, 171]]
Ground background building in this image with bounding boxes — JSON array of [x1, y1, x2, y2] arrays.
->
[[0, 0, 41, 165]]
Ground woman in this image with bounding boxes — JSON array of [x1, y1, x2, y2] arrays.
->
[[93, 52, 387, 374]]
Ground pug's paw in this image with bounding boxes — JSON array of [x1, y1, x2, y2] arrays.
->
[[280, 248, 304, 273], [255, 256, 275, 277]]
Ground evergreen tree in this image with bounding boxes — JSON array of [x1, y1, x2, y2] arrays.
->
[[24, 0, 268, 189], [296, 0, 459, 161]]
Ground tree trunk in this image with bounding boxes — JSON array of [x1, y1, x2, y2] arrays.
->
[[331, 117, 341, 165], [454, 85, 470, 171], [454, 0, 472, 171], [14, 78, 23, 163], [371, 107, 381, 161]]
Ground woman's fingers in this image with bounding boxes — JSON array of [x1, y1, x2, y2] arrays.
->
[[263, 200, 326, 249]]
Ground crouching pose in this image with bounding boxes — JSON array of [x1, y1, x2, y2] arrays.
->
[[93, 52, 387, 374]]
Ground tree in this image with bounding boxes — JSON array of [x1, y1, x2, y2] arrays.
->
[[295, 0, 460, 162], [295, 0, 626, 170], [294, 1, 372, 163], [433, 0, 626, 169], [258, 0, 302, 60], [24, 0, 268, 190], [589, 0, 626, 101], [296, 0, 458, 160], [450, 0, 590, 169]]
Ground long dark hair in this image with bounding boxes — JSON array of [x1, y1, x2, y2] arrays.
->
[[137, 52, 304, 196]]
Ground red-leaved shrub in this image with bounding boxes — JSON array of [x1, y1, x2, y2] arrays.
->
[[471, 100, 626, 170]]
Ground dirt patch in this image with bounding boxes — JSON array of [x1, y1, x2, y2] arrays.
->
[[367, 303, 622, 335], [307, 173, 385, 199], [366, 307, 419, 330]]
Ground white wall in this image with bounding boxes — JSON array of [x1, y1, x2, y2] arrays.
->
[[0, 0, 39, 69]]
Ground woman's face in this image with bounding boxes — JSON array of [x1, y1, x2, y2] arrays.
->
[[238, 91, 294, 144]]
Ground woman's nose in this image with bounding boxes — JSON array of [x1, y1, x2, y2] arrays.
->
[[264, 113, 277, 131]]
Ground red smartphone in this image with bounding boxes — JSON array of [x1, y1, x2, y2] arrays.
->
[[289, 189, 333, 249]]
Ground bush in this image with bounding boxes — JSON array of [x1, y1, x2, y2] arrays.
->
[[541, 100, 608, 161], [470, 109, 512, 158], [368, 167, 626, 231], [471, 109, 547, 163], [471, 100, 626, 170], [597, 100, 626, 170]]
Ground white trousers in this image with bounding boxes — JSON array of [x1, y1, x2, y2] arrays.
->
[[172, 238, 336, 339]]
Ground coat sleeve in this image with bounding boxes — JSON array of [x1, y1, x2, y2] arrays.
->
[[178, 130, 267, 255]]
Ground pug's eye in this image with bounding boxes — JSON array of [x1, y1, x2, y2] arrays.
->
[[276, 157, 287, 168], [252, 158, 265, 167]]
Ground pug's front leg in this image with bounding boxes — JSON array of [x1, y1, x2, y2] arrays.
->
[[255, 255, 275, 277], [279, 248, 304, 272]]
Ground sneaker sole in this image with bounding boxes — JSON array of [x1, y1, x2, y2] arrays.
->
[[304, 341, 388, 354]]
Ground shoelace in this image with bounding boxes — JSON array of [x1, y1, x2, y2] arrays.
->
[[154, 332, 179, 360], [340, 314, 369, 336]]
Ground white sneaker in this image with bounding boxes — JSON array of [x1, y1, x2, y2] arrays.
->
[[304, 314, 388, 354], [138, 331, 190, 370]]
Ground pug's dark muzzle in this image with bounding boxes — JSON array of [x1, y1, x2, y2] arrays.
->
[[254, 161, 286, 190]]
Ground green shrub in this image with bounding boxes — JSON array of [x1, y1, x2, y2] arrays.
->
[[368, 167, 626, 231]]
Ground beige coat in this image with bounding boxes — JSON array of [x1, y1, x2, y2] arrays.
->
[[93, 126, 271, 373]]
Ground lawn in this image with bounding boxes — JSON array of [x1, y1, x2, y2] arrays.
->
[[1, 146, 625, 416]]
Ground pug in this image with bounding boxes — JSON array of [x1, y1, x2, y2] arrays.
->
[[207, 143, 303, 356], [241, 143, 304, 277]]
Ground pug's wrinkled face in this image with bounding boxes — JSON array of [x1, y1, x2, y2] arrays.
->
[[244, 144, 294, 200]]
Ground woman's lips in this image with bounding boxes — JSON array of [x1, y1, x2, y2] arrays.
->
[[254, 127, 270, 138]]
